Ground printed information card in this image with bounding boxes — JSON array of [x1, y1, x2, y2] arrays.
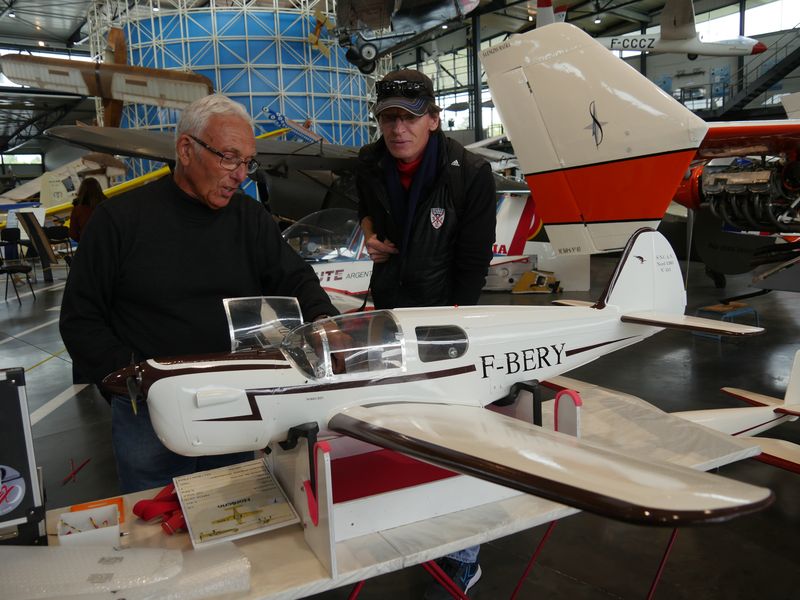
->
[[173, 458, 299, 548]]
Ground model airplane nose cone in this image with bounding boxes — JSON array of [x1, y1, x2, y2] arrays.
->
[[752, 41, 767, 54], [103, 363, 136, 395]]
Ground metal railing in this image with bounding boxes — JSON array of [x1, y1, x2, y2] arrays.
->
[[675, 24, 800, 115]]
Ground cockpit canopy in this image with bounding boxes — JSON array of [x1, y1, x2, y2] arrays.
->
[[282, 311, 403, 379], [223, 297, 470, 380], [281, 208, 365, 262]]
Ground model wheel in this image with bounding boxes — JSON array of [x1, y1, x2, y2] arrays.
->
[[360, 43, 378, 61], [358, 60, 377, 75], [345, 47, 360, 63]]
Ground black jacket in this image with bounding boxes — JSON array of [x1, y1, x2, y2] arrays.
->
[[357, 131, 496, 308], [60, 175, 336, 385]]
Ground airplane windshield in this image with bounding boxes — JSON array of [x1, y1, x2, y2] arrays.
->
[[282, 208, 365, 262], [281, 311, 404, 379], [223, 297, 303, 352]]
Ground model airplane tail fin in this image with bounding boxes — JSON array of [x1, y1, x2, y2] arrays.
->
[[480, 23, 708, 255], [784, 350, 800, 406], [599, 229, 763, 337], [599, 229, 686, 315]]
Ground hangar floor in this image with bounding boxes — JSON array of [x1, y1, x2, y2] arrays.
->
[[3, 255, 799, 599]]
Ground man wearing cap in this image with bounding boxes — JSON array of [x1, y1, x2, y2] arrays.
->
[[356, 69, 496, 597], [357, 69, 496, 311]]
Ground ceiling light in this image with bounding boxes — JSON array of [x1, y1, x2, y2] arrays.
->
[[528, 15, 533, 22], [153, 6, 159, 11], [594, 15, 602, 24], [8, 11, 15, 17], [38, 41, 45, 47], [441, 24, 448, 30]]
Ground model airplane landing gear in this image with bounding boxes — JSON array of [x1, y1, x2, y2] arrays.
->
[[493, 380, 543, 426], [280, 422, 321, 498]]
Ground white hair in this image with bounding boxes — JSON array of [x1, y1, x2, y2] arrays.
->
[[176, 94, 253, 140]]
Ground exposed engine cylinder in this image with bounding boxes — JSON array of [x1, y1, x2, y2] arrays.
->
[[702, 161, 800, 233]]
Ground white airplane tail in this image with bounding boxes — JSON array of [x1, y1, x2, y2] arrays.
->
[[556, 229, 761, 337], [480, 23, 708, 255], [784, 351, 800, 406], [600, 229, 686, 316]]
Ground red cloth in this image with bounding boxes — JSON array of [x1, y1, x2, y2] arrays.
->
[[132, 483, 185, 535], [331, 449, 456, 504], [396, 156, 423, 190]]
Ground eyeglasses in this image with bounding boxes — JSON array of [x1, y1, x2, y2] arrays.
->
[[188, 135, 260, 175], [376, 80, 431, 100], [377, 112, 422, 126]]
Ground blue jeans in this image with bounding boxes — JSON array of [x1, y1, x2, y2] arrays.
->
[[111, 394, 254, 493], [448, 545, 480, 564]]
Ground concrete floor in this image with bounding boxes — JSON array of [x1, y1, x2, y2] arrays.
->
[[2, 255, 799, 599]]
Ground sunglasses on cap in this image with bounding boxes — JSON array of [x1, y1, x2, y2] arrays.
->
[[376, 80, 431, 100]]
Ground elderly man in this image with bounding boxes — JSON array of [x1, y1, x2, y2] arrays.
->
[[356, 69, 496, 597], [60, 94, 337, 493]]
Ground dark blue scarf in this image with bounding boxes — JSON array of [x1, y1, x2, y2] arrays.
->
[[383, 133, 440, 255]]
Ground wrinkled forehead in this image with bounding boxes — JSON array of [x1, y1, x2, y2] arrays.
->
[[203, 115, 257, 153]]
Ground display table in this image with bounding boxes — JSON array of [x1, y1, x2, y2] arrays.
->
[[44, 381, 759, 599]]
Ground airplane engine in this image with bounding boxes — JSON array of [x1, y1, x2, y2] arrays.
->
[[674, 165, 704, 211], [699, 160, 800, 233]]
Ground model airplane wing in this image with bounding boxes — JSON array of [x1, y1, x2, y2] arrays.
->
[[329, 402, 772, 525], [45, 125, 359, 173]]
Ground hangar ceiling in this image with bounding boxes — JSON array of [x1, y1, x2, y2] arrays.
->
[[0, 1, 773, 152]]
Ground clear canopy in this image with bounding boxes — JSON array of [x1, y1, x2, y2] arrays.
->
[[282, 311, 404, 379], [223, 296, 303, 352], [282, 208, 365, 262]]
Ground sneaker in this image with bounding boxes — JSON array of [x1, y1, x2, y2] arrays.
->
[[423, 557, 482, 599]]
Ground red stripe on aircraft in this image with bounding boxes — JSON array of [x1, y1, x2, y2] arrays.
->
[[525, 150, 697, 225], [508, 194, 537, 255]]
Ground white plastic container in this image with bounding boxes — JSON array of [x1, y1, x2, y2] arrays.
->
[[57, 504, 120, 546]]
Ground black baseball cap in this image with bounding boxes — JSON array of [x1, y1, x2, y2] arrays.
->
[[374, 69, 440, 117]]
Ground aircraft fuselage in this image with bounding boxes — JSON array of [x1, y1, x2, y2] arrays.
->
[[597, 34, 766, 57], [117, 305, 651, 457]]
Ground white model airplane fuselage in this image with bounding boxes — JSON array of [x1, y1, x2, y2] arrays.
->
[[594, 0, 766, 59], [105, 230, 773, 525], [597, 33, 766, 58]]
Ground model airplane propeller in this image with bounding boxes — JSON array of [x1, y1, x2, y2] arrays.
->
[[104, 229, 774, 526]]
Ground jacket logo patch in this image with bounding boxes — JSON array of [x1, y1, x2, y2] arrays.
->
[[430, 208, 445, 229]]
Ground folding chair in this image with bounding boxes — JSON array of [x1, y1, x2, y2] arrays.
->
[[1, 255, 36, 305]]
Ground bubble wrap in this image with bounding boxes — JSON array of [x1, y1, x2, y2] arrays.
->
[[2, 542, 250, 600], [1, 546, 182, 599]]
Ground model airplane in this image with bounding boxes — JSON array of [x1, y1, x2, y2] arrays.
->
[[0, 153, 125, 206], [594, 0, 766, 59], [0, 28, 213, 127], [480, 22, 800, 261], [103, 229, 773, 526], [335, 0, 479, 74]]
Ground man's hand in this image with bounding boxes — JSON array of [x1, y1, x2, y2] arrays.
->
[[310, 318, 353, 375], [366, 234, 398, 263]]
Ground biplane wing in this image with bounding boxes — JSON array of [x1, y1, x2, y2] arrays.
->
[[329, 402, 771, 525], [45, 125, 359, 174], [0, 54, 213, 111]]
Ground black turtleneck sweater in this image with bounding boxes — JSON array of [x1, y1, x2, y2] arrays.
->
[[60, 175, 336, 385]]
